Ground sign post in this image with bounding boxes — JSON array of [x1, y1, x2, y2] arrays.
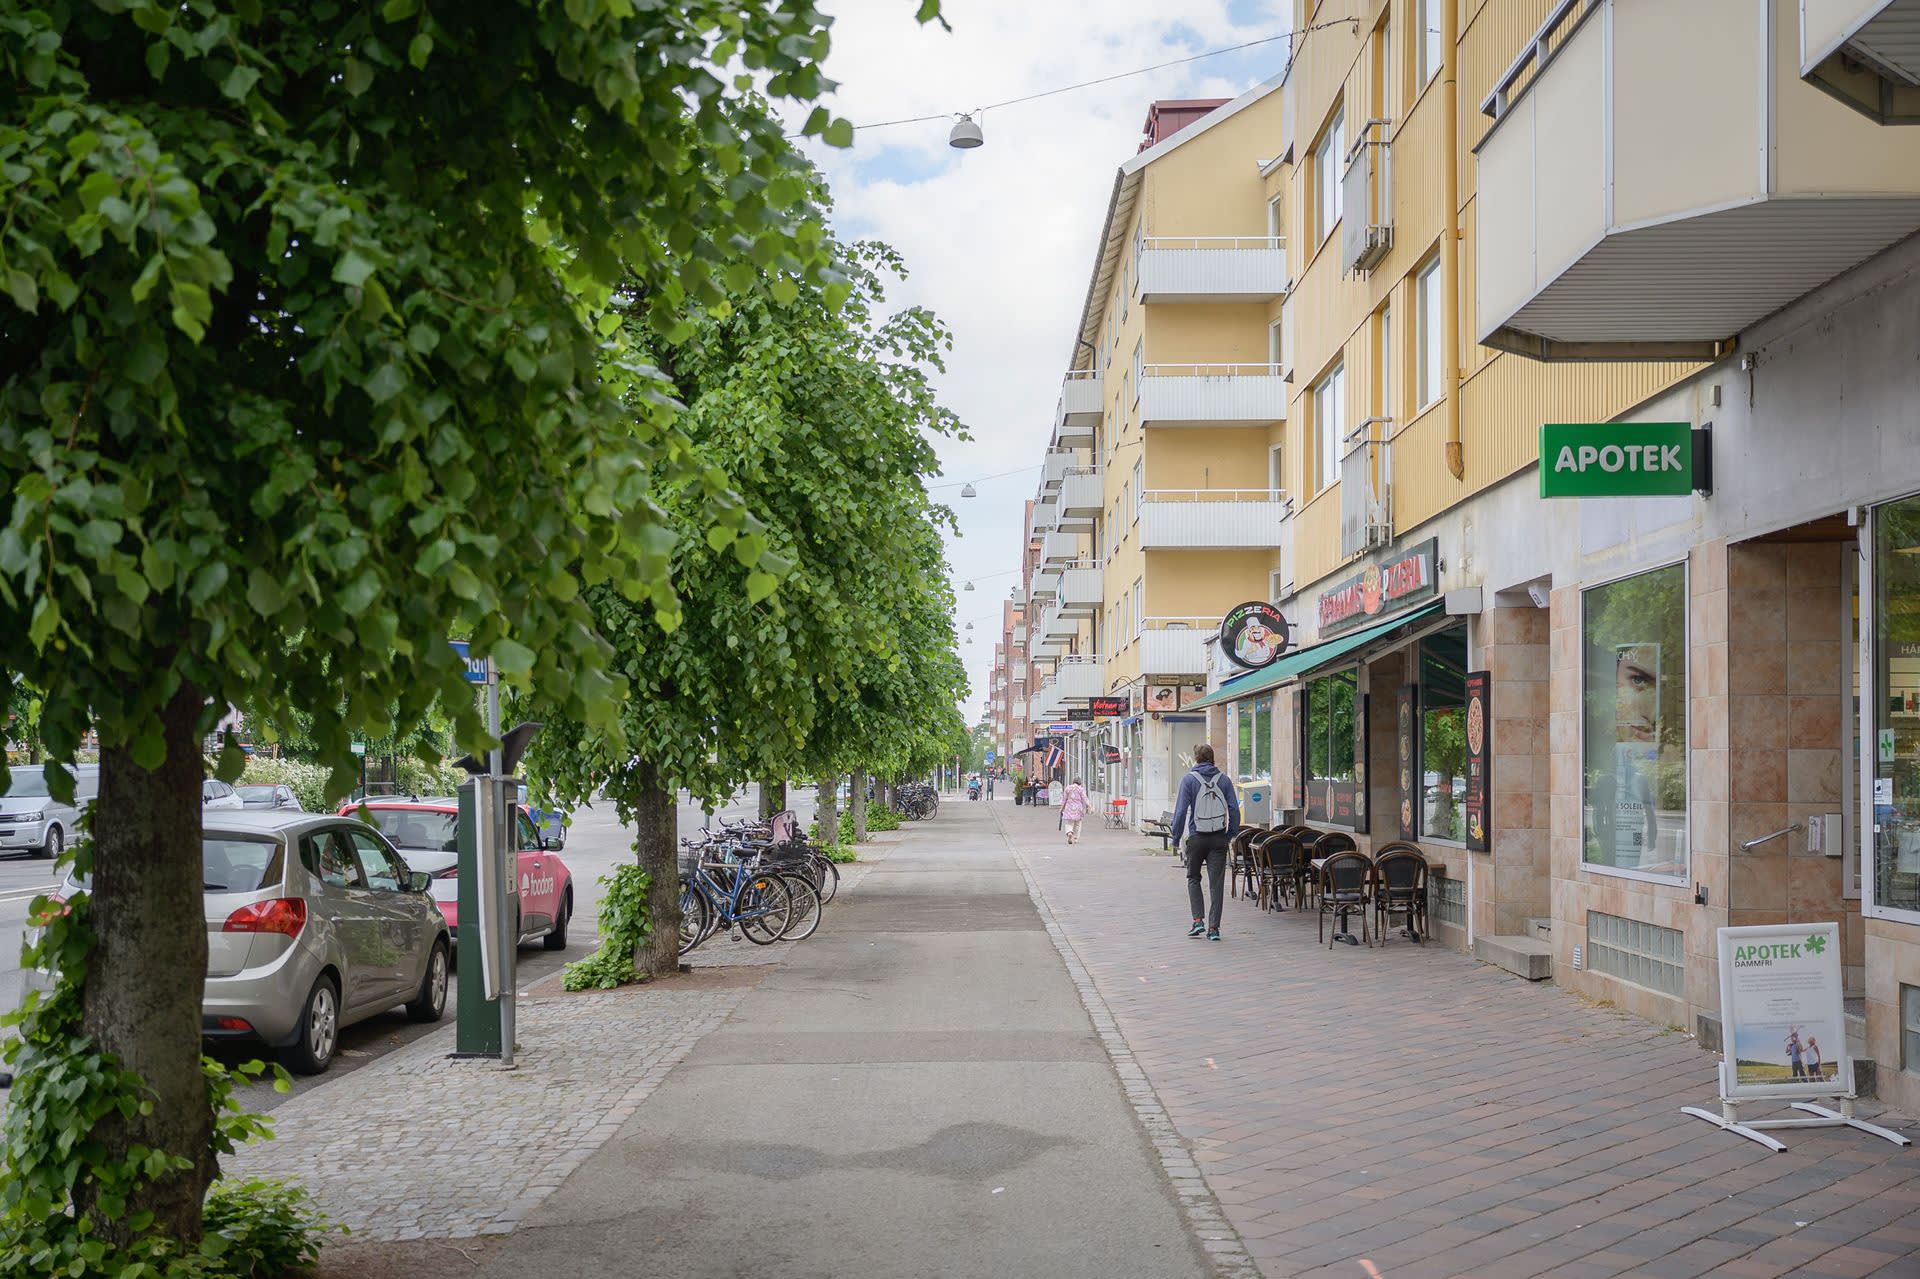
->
[[449, 643, 518, 1066], [1539, 423, 1712, 498], [1681, 922, 1909, 1151]]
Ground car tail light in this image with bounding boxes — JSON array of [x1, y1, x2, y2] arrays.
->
[[222, 898, 307, 938], [211, 1017, 254, 1033]]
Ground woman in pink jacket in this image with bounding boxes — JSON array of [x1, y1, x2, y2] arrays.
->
[[1060, 777, 1090, 844]]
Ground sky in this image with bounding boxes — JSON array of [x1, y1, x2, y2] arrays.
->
[[790, 0, 1294, 727]]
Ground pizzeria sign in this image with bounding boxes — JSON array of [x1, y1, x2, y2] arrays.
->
[[1316, 538, 1439, 635]]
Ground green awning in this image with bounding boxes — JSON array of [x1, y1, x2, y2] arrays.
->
[[1184, 603, 1447, 710]]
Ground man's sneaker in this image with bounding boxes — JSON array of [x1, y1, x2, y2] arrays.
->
[[1207, 930, 1222, 941], [1187, 921, 1205, 938]]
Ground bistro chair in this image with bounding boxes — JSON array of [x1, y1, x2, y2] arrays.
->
[[1227, 827, 1265, 900], [1253, 831, 1302, 911], [1370, 842, 1430, 945], [1317, 849, 1373, 947]]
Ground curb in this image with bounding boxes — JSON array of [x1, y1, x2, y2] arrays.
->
[[998, 827, 1260, 1279]]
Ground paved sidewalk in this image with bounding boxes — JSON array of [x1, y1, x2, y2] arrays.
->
[[997, 803, 1920, 1279], [232, 852, 893, 1241], [470, 796, 1221, 1278]]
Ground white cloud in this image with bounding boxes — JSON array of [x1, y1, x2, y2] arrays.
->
[[792, 1, 1291, 723]]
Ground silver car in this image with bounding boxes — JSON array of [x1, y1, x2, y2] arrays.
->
[[0, 763, 100, 859], [45, 811, 450, 1074]]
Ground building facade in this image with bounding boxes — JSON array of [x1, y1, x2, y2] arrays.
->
[[1025, 84, 1292, 818]]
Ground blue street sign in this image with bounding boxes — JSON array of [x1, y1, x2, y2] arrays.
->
[[448, 640, 489, 684]]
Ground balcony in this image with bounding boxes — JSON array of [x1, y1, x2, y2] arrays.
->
[[1476, 0, 1920, 360], [1803, 0, 1920, 122], [1340, 123, 1392, 276], [1138, 620, 1218, 678], [1139, 490, 1291, 551], [1041, 449, 1077, 491], [1057, 565, 1103, 618], [1338, 435, 1393, 559], [1031, 492, 1059, 535], [1139, 364, 1287, 427], [1054, 370, 1102, 448], [1035, 656, 1108, 717], [1041, 601, 1078, 641], [1030, 563, 1061, 602], [1040, 529, 1080, 567], [1137, 236, 1287, 303], [1055, 468, 1102, 533]]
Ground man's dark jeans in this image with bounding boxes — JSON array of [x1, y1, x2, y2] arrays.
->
[[1185, 831, 1230, 931]]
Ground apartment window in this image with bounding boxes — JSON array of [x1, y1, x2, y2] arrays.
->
[[1132, 338, 1143, 403], [1269, 568, 1287, 601], [1313, 107, 1345, 247], [1268, 318, 1284, 371], [1120, 480, 1130, 533], [1375, 10, 1394, 122], [1415, 255, 1442, 411], [1277, 298, 1293, 374], [1267, 194, 1283, 244], [1582, 562, 1689, 881], [1121, 256, 1130, 321], [1417, 0, 1443, 94], [1375, 302, 1394, 425], [1314, 360, 1344, 494], [1132, 578, 1144, 640], [1131, 459, 1143, 518], [1268, 443, 1284, 496]]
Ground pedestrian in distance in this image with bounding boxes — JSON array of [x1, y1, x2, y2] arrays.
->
[[1170, 743, 1240, 941], [1060, 777, 1090, 844]]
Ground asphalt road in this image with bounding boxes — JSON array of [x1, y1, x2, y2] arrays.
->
[[0, 782, 820, 1108]]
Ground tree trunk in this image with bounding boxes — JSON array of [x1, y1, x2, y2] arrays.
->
[[850, 768, 868, 843], [757, 778, 787, 820], [815, 776, 839, 847], [80, 683, 216, 1244], [631, 762, 680, 980]]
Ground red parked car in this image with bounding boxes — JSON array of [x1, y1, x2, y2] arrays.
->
[[340, 798, 573, 951]]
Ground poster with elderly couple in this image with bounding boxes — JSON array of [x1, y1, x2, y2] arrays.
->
[[1717, 922, 1849, 1097]]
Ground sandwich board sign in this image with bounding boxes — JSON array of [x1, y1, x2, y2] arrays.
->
[[1681, 922, 1908, 1151]]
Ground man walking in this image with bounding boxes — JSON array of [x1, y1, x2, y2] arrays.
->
[[1170, 743, 1239, 940]]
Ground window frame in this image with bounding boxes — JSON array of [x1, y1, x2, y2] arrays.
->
[[1132, 459, 1144, 520], [1132, 337, 1143, 404], [1303, 669, 1362, 827], [1313, 359, 1345, 495], [1415, 254, 1442, 413], [1376, 301, 1394, 428], [1578, 558, 1692, 887], [1416, 0, 1443, 96], [1313, 106, 1345, 249], [1862, 495, 1920, 925], [1416, 625, 1470, 847]]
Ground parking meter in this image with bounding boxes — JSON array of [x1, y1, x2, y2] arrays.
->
[[453, 776, 518, 1058]]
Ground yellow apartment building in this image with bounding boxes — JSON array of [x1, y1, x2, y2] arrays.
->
[[1185, 0, 1920, 1115], [1025, 86, 1293, 822]]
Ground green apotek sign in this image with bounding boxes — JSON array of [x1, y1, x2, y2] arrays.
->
[[1539, 423, 1705, 498]]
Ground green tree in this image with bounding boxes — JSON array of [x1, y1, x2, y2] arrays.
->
[[0, 0, 932, 1254], [530, 238, 965, 974]]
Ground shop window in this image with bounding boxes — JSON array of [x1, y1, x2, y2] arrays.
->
[[1305, 670, 1361, 824], [1871, 495, 1920, 919], [1581, 563, 1688, 880], [1586, 911, 1684, 998], [1419, 626, 1469, 842], [1235, 697, 1272, 782]]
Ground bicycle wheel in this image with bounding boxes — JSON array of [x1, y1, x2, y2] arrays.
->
[[678, 883, 713, 955], [736, 874, 792, 945], [777, 872, 821, 941], [811, 854, 840, 905]]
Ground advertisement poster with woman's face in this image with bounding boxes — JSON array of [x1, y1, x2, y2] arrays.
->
[[1612, 643, 1660, 868]]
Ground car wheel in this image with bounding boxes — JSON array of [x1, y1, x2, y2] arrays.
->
[[280, 975, 340, 1076], [542, 889, 571, 951], [39, 825, 61, 861], [407, 940, 449, 1023]]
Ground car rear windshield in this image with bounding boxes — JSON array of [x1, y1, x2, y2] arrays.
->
[[363, 809, 458, 851], [235, 785, 277, 801], [204, 836, 284, 893], [66, 834, 284, 895]]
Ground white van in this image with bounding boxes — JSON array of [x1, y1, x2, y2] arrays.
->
[[0, 763, 101, 859]]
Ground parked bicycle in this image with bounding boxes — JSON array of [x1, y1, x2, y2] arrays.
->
[[893, 781, 938, 821], [676, 809, 834, 955]]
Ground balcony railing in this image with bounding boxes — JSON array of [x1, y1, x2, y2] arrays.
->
[[1139, 490, 1292, 550], [1338, 429, 1393, 559], [1057, 563, 1103, 617], [1030, 562, 1062, 602], [1054, 370, 1102, 447], [1039, 528, 1080, 566], [1139, 364, 1287, 427], [1056, 467, 1102, 532], [1041, 449, 1077, 491], [1030, 492, 1059, 536], [1340, 122, 1393, 276], [1475, 0, 1920, 360], [1138, 235, 1288, 303], [1036, 655, 1108, 716], [1137, 619, 1221, 678]]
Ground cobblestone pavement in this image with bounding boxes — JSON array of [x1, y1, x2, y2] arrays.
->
[[228, 847, 891, 1242], [994, 803, 1920, 1279]]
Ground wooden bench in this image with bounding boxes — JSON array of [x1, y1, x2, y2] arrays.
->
[[1142, 810, 1175, 851]]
